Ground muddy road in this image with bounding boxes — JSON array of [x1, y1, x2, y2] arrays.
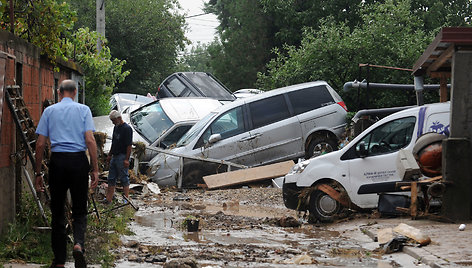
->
[[113, 187, 426, 267]]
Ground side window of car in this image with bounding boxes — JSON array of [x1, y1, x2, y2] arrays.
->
[[159, 125, 192, 149], [196, 107, 245, 148], [249, 95, 290, 129], [288, 85, 335, 115], [165, 77, 196, 97], [110, 97, 118, 111], [355, 116, 416, 156]]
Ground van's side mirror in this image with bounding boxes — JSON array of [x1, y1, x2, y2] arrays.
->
[[357, 141, 368, 158], [208, 133, 222, 144]]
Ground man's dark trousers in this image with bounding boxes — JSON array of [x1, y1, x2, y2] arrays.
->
[[49, 152, 89, 264]]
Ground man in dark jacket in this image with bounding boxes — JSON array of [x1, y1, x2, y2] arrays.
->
[[104, 110, 132, 204]]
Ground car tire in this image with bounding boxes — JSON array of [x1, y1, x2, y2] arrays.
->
[[308, 189, 341, 223], [307, 136, 337, 159], [182, 168, 203, 188]]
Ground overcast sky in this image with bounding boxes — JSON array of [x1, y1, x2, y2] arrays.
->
[[178, 0, 218, 49]]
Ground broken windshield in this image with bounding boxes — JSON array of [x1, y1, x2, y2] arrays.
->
[[130, 102, 174, 143]]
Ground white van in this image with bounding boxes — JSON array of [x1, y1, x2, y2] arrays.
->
[[283, 102, 450, 222], [147, 81, 348, 186]]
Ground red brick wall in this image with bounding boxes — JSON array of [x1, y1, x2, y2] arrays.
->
[[0, 31, 79, 168], [0, 53, 15, 168]]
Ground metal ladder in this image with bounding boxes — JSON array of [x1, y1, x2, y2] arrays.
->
[[5, 85, 49, 225]]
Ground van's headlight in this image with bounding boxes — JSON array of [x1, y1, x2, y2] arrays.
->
[[147, 163, 160, 176], [288, 160, 311, 175]]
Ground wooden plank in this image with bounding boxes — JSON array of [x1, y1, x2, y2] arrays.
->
[[393, 223, 431, 246], [411, 182, 418, 219], [203, 160, 294, 189], [439, 74, 448, 102]]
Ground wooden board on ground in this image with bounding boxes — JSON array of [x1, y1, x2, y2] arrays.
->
[[203, 160, 294, 189]]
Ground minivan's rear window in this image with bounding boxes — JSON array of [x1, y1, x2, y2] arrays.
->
[[165, 76, 196, 97], [184, 73, 235, 101], [249, 95, 290, 129], [288, 85, 334, 115]]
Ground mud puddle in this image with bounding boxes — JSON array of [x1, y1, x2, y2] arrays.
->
[[114, 188, 417, 267]]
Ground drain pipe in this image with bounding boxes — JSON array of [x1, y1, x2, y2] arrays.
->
[[414, 75, 424, 106]]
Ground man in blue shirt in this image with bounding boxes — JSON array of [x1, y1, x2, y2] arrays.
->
[[104, 110, 132, 204], [35, 79, 99, 268]]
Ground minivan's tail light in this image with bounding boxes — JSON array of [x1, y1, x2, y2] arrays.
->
[[337, 101, 348, 111]]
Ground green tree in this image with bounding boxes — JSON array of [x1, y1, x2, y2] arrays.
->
[[259, 0, 372, 48], [64, 28, 129, 115], [257, 0, 434, 109], [1, 0, 129, 115], [67, 0, 188, 95], [410, 0, 471, 31], [204, 0, 273, 91], [176, 42, 214, 73], [1, 0, 76, 62]]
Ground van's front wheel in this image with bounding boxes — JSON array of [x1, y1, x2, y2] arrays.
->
[[308, 190, 341, 222], [307, 137, 337, 159]]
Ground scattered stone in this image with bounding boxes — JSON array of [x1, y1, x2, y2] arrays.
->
[[290, 254, 314, 264], [173, 195, 191, 201], [152, 254, 167, 262], [128, 254, 138, 262], [279, 216, 301, 227], [126, 240, 139, 248], [139, 245, 149, 253], [163, 257, 201, 268]]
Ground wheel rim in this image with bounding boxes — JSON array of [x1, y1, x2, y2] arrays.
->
[[318, 194, 337, 215], [312, 142, 334, 157]]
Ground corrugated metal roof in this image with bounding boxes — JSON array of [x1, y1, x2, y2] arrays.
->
[[412, 27, 472, 77]]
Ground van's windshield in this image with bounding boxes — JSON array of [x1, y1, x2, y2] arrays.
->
[[130, 102, 174, 143], [177, 112, 217, 147]]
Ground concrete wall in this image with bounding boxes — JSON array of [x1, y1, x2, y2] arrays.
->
[[0, 29, 83, 234], [442, 51, 472, 221]]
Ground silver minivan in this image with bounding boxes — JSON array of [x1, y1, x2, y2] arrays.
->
[[147, 81, 348, 187]]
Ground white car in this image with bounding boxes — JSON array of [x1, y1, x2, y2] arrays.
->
[[283, 102, 450, 222], [109, 93, 154, 114], [233, 88, 263, 99], [148, 81, 348, 187], [93, 98, 222, 161]]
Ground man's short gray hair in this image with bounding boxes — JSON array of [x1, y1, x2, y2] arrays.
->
[[109, 110, 121, 120]]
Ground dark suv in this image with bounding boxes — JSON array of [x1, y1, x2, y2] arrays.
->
[[157, 72, 236, 103]]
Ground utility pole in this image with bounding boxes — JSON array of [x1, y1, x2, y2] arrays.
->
[[96, 0, 105, 52]]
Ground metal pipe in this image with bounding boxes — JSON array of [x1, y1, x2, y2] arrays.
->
[[352, 106, 416, 122], [343, 81, 450, 92]]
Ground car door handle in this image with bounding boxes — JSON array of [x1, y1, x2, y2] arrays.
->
[[239, 133, 262, 142]]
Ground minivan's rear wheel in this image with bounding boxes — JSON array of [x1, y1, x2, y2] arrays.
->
[[307, 137, 337, 159], [308, 189, 341, 223], [182, 168, 203, 188]]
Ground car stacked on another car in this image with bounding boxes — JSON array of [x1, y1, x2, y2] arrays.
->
[[157, 72, 236, 103], [147, 80, 348, 187], [93, 97, 222, 162]]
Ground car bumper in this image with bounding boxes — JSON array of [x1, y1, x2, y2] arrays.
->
[[282, 180, 307, 211]]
